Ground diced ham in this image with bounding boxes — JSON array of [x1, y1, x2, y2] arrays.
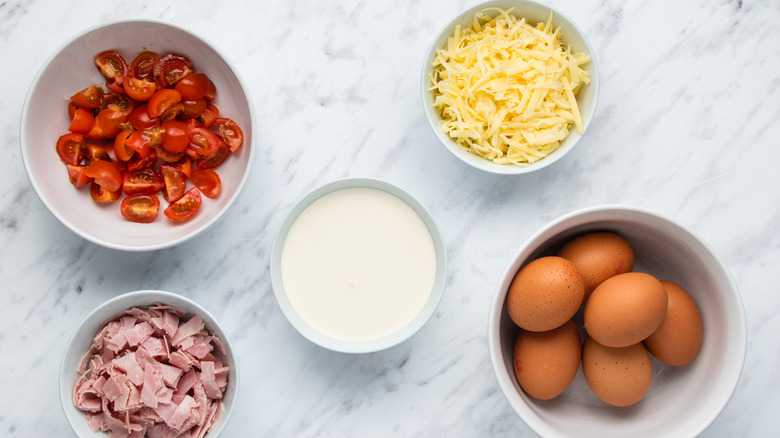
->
[[73, 303, 229, 438]]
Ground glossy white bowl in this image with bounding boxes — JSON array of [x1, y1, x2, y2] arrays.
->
[[270, 178, 447, 353], [60, 289, 238, 437], [21, 20, 254, 251], [421, 0, 599, 174], [488, 205, 746, 437]]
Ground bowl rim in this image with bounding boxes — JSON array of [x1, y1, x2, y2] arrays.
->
[[487, 204, 747, 437], [269, 177, 448, 354], [420, 0, 600, 175], [59, 289, 239, 437], [19, 18, 256, 252]]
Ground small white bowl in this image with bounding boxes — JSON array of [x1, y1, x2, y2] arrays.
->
[[60, 290, 239, 437], [421, 0, 599, 174], [270, 178, 447, 353], [21, 20, 254, 251], [488, 205, 746, 438]]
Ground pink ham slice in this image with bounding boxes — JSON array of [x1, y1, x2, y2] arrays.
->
[[72, 304, 229, 438]]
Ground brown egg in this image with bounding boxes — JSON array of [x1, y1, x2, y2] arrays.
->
[[507, 256, 585, 332], [584, 272, 667, 347], [557, 232, 634, 299], [582, 336, 652, 407], [644, 281, 703, 366], [513, 320, 582, 400]]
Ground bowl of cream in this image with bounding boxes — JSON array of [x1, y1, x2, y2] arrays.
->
[[270, 178, 447, 353]]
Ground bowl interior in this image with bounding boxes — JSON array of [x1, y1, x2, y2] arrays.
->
[[21, 20, 254, 251], [59, 290, 238, 437], [269, 178, 448, 353], [488, 206, 746, 438], [421, 0, 600, 174]]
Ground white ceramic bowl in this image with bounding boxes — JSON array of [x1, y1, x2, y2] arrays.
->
[[421, 0, 599, 174], [488, 205, 746, 437], [60, 289, 239, 437], [21, 20, 254, 251], [270, 178, 447, 353]]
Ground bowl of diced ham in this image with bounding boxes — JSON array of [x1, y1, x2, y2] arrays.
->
[[60, 290, 238, 438]]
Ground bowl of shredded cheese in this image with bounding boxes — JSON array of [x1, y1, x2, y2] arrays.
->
[[422, 0, 599, 174]]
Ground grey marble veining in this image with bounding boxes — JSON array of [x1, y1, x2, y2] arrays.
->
[[1, 0, 778, 436]]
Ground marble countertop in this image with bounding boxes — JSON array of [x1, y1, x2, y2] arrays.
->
[[1, 0, 778, 436]]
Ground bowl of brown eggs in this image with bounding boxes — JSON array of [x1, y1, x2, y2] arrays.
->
[[487, 205, 746, 438]]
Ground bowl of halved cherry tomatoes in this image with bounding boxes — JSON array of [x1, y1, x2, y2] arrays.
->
[[21, 20, 254, 251]]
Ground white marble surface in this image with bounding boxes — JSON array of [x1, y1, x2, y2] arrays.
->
[[1, 0, 778, 436]]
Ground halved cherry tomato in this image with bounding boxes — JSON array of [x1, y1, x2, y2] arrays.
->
[[159, 103, 184, 122], [129, 104, 159, 130], [205, 77, 217, 101], [67, 164, 93, 187], [127, 148, 157, 172], [171, 157, 192, 178], [197, 139, 230, 169], [94, 50, 127, 93], [191, 169, 221, 199], [161, 120, 189, 153], [129, 51, 159, 81], [121, 194, 160, 223], [198, 103, 219, 128], [104, 142, 129, 173], [214, 118, 244, 153], [126, 130, 152, 158], [125, 77, 156, 101], [56, 133, 85, 165], [174, 73, 212, 100], [71, 85, 103, 109], [155, 145, 185, 163], [188, 127, 220, 156], [90, 181, 121, 203], [160, 164, 187, 202], [87, 108, 127, 140], [84, 144, 109, 165], [147, 89, 182, 119], [153, 53, 194, 89], [68, 108, 95, 134], [85, 160, 122, 192], [182, 98, 207, 119], [113, 129, 135, 161], [122, 168, 164, 195], [103, 92, 135, 117], [164, 187, 201, 221]]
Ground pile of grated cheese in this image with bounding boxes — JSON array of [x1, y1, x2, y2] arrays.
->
[[429, 8, 591, 165]]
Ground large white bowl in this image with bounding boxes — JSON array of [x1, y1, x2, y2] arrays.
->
[[488, 205, 746, 437], [270, 178, 448, 353], [21, 20, 254, 251], [421, 0, 599, 174], [60, 290, 239, 437]]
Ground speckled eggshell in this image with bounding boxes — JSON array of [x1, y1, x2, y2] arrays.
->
[[506, 256, 585, 332], [584, 272, 667, 347], [513, 320, 582, 400], [582, 336, 652, 407], [644, 281, 703, 366], [557, 232, 634, 299]]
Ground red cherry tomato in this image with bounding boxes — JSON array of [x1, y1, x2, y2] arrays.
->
[[182, 98, 207, 119], [90, 181, 121, 203], [171, 157, 193, 178], [155, 58, 193, 89], [164, 187, 201, 221], [159, 103, 185, 122], [214, 118, 244, 153], [104, 92, 135, 117], [174, 73, 212, 100], [126, 148, 158, 173], [129, 104, 159, 130], [84, 144, 109, 165], [56, 133, 85, 165], [126, 130, 151, 158], [155, 145, 186, 163], [198, 103, 219, 128], [87, 108, 127, 140], [71, 85, 103, 109], [113, 130, 135, 161], [68, 108, 95, 134], [94, 50, 127, 93], [191, 169, 221, 199], [197, 139, 230, 170], [121, 194, 160, 223], [160, 164, 187, 203], [122, 168, 164, 195], [147, 89, 182, 119], [125, 77, 156, 101], [161, 120, 190, 153], [67, 164, 93, 187], [85, 160, 122, 192], [129, 51, 159, 81], [188, 127, 221, 156]]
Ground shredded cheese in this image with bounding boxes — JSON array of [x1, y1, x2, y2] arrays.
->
[[430, 8, 590, 165]]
